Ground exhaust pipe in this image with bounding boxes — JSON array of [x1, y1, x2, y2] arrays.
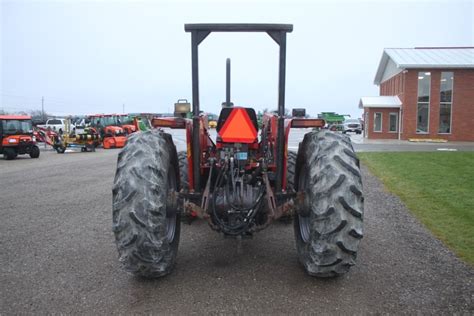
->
[[223, 58, 233, 108], [226, 58, 231, 107]]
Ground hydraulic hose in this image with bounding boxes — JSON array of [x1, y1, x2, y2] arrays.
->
[[211, 159, 265, 235]]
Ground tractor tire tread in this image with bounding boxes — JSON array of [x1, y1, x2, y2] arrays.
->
[[112, 129, 180, 278], [4, 148, 17, 160], [178, 151, 189, 192], [287, 151, 297, 191], [279, 150, 297, 224], [29, 145, 40, 158], [294, 130, 363, 277]]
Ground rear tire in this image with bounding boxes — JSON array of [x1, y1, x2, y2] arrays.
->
[[178, 151, 195, 223], [112, 129, 181, 278], [178, 151, 189, 192], [294, 130, 363, 277], [4, 148, 17, 160], [279, 151, 297, 223], [287, 151, 297, 190], [29, 145, 40, 158]]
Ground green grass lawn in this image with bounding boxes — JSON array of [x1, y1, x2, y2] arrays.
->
[[358, 152, 474, 265]]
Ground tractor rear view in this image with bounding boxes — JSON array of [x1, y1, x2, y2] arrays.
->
[[112, 24, 364, 278]]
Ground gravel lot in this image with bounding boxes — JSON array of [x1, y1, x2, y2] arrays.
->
[[1, 133, 473, 314]]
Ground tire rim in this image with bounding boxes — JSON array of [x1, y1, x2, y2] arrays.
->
[[165, 166, 177, 243], [298, 165, 311, 243], [165, 214, 176, 243], [299, 214, 311, 243]]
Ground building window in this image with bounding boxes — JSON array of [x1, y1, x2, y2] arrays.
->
[[374, 112, 382, 132], [416, 72, 431, 133], [389, 113, 398, 132], [439, 72, 453, 133], [417, 104, 429, 133]]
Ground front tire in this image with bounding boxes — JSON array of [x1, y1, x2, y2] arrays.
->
[[112, 129, 181, 278], [294, 130, 364, 277], [29, 145, 40, 158], [4, 148, 17, 160]]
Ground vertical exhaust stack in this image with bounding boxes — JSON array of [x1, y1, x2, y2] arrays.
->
[[226, 58, 231, 107], [223, 58, 233, 108]]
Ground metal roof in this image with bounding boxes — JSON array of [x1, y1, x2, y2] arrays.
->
[[359, 96, 402, 109], [374, 47, 474, 85]]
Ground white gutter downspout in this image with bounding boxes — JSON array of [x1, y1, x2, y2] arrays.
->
[[398, 106, 402, 140]]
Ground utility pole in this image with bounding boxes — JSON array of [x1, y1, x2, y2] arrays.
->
[[41, 96, 45, 121]]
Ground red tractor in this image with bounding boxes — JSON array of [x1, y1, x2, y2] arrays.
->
[[0, 115, 40, 160], [112, 24, 363, 278]]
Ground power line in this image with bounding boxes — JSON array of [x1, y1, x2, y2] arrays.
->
[[1, 92, 151, 115], [0, 93, 42, 100], [0, 104, 75, 114], [0, 91, 104, 109]]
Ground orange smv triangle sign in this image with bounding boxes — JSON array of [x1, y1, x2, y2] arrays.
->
[[219, 108, 258, 143]]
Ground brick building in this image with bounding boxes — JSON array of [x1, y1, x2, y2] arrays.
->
[[359, 47, 474, 141]]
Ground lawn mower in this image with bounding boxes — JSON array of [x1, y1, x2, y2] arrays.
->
[[112, 24, 364, 278]]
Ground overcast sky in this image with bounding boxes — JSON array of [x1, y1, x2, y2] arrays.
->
[[1, 0, 473, 118]]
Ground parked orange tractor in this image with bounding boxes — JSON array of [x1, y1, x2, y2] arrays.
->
[[114, 114, 138, 135], [88, 114, 127, 149]]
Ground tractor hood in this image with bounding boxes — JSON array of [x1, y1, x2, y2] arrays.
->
[[105, 126, 124, 134], [122, 124, 136, 132]]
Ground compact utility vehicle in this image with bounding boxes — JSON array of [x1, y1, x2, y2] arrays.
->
[[0, 115, 40, 160], [112, 24, 364, 278]]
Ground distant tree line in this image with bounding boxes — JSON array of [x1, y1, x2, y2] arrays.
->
[[0, 109, 52, 124]]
